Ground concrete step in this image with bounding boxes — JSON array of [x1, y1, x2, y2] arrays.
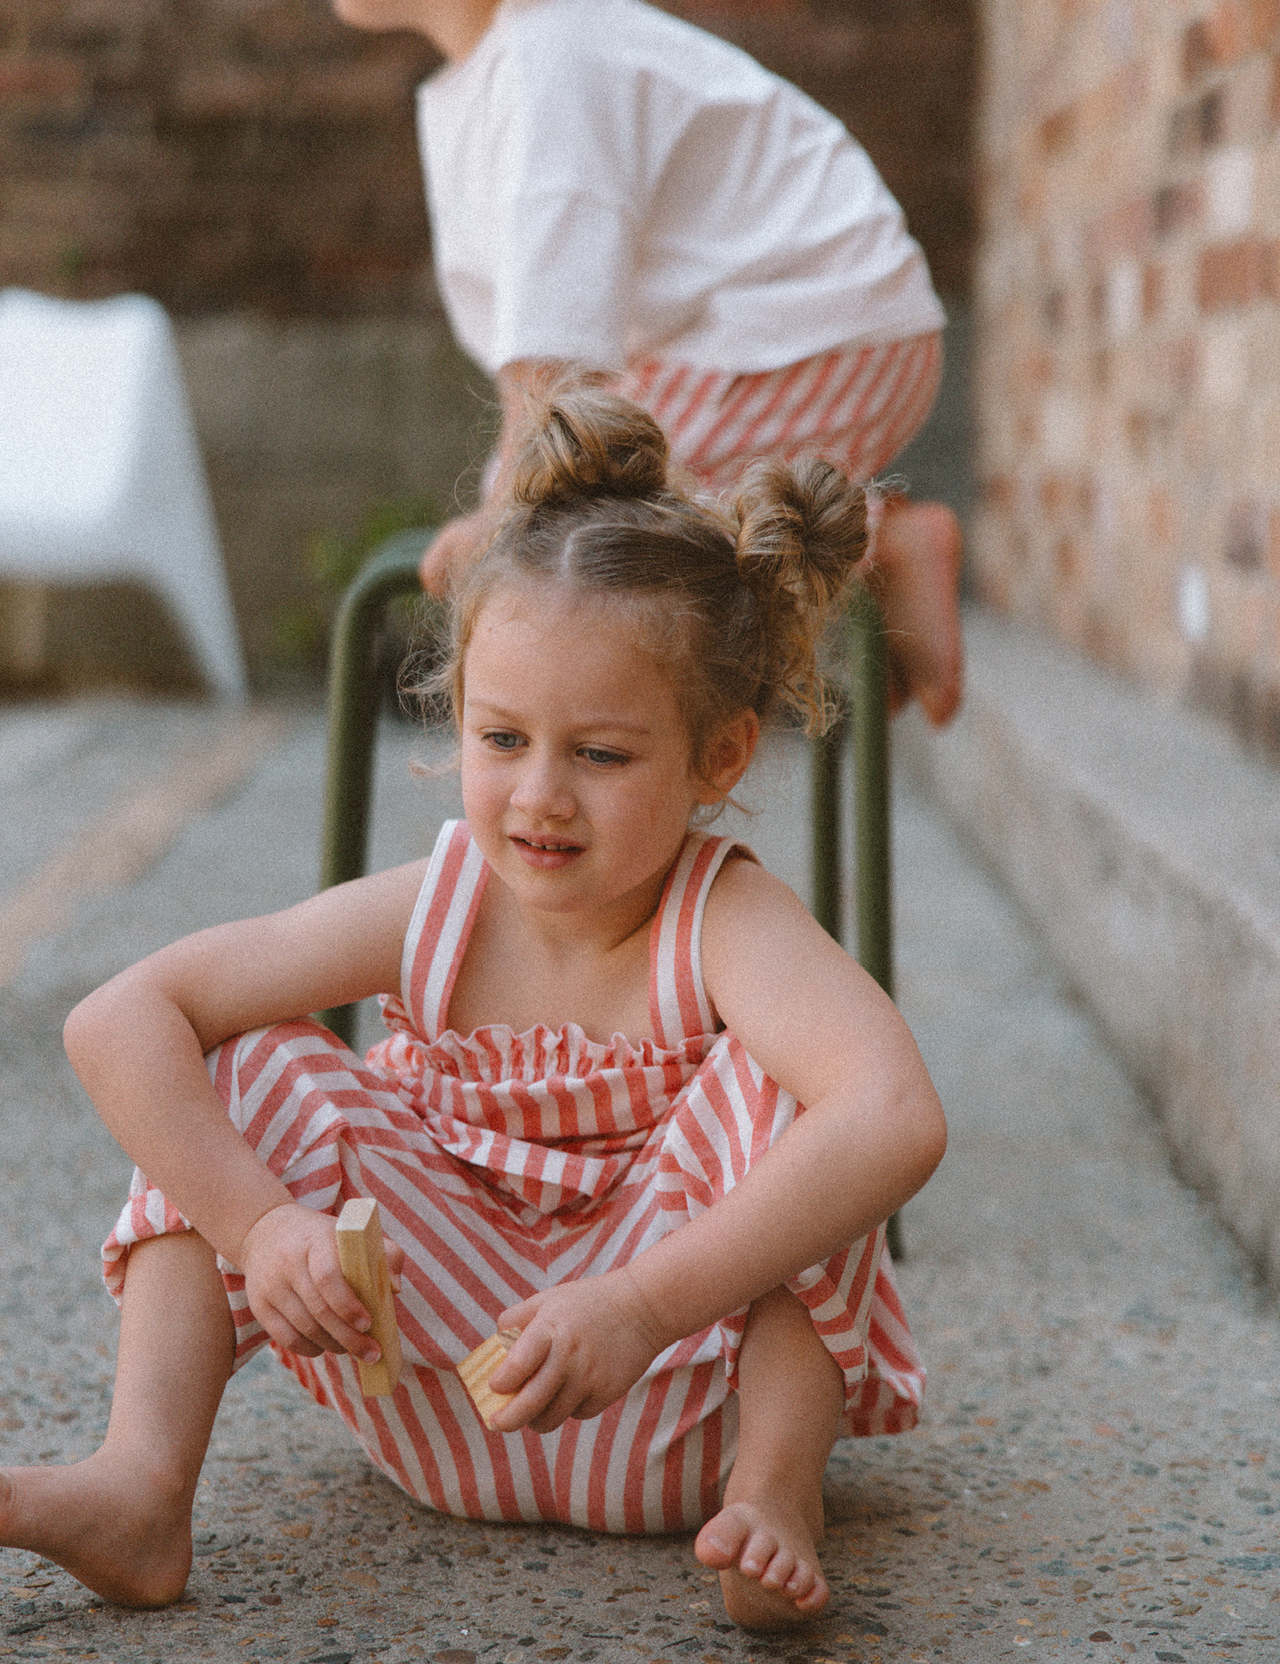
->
[[904, 605, 1280, 1287]]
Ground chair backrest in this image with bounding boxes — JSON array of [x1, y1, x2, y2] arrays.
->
[[0, 288, 247, 700], [0, 289, 162, 532]]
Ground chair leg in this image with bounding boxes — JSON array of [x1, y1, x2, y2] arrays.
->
[[317, 530, 435, 1047], [844, 585, 902, 1261], [810, 713, 846, 942], [848, 584, 893, 1004]]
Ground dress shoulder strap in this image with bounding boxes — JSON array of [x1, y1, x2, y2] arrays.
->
[[400, 819, 490, 1040], [648, 831, 757, 1047]]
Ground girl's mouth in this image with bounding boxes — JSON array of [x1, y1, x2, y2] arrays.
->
[[511, 834, 584, 869]]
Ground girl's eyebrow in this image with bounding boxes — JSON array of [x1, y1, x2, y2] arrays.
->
[[466, 697, 656, 737]]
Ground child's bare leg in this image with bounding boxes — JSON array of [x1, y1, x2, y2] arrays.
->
[[863, 496, 964, 726], [694, 1286, 844, 1630], [0, 1231, 234, 1607]]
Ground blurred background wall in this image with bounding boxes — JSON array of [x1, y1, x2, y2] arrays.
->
[[0, 0, 976, 693], [974, 0, 1280, 762]]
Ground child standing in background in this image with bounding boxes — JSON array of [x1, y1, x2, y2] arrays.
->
[[332, 0, 964, 723], [0, 383, 945, 1631]]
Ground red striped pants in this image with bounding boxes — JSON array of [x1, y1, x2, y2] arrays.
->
[[621, 332, 943, 495]]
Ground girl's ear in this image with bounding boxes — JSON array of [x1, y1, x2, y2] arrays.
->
[[696, 709, 761, 804]]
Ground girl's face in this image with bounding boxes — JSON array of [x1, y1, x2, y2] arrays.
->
[[459, 585, 752, 938]]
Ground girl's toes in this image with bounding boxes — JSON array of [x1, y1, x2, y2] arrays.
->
[[754, 1541, 795, 1587], [741, 1529, 784, 1581], [695, 1509, 751, 1571], [793, 1570, 831, 1614], [697, 1504, 773, 1573], [798, 1577, 828, 1617]]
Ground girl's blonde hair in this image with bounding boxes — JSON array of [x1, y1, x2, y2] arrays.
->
[[434, 376, 868, 781]]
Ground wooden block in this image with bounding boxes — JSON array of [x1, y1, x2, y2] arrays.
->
[[335, 1197, 402, 1396], [459, 1329, 521, 1428]]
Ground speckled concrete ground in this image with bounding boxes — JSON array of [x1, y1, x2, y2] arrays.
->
[[1, 696, 1278, 1664]]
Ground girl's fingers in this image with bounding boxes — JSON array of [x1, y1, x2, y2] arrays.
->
[[487, 1324, 550, 1395], [312, 1257, 374, 1334], [490, 1358, 566, 1430], [265, 1275, 380, 1362], [260, 1300, 325, 1358]]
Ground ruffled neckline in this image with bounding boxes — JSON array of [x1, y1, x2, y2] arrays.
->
[[374, 1007, 707, 1083]]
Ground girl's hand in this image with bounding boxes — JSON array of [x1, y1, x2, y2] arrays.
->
[[485, 1269, 672, 1434], [239, 1203, 406, 1362]]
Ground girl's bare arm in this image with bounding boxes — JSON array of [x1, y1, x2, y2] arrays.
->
[[489, 858, 945, 1430], [62, 862, 425, 1352]]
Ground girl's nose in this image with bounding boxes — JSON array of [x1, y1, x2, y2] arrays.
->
[[509, 753, 575, 820]]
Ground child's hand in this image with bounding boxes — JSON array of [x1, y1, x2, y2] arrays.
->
[[420, 512, 489, 597], [484, 1268, 672, 1434], [239, 1203, 406, 1363]]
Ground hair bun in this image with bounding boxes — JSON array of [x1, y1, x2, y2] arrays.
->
[[511, 374, 670, 508], [732, 455, 867, 612]]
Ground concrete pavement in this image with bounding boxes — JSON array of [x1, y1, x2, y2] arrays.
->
[[1, 692, 1279, 1664]]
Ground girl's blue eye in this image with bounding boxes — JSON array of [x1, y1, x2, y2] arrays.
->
[[485, 731, 522, 751], [580, 746, 627, 766]]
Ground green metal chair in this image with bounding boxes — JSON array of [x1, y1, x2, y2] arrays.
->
[[315, 526, 899, 1253]]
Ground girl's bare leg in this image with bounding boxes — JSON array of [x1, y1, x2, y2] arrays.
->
[[694, 1286, 845, 1630], [866, 496, 964, 726], [0, 1231, 234, 1607]]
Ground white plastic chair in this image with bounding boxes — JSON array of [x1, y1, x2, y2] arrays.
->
[[0, 288, 247, 701]]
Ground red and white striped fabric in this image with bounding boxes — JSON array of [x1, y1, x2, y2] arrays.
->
[[622, 332, 943, 495], [103, 822, 924, 1532]]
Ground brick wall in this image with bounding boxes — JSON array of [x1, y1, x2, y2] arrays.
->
[[973, 0, 1280, 756], [0, 0, 438, 314], [1, 0, 973, 314]]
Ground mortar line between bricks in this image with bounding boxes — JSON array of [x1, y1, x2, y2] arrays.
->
[[0, 707, 291, 988]]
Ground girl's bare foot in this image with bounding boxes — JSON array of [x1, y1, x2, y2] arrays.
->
[[0, 1456, 193, 1607], [694, 1493, 830, 1630]]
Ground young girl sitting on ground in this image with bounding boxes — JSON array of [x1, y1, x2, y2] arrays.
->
[[1, 384, 946, 1632]]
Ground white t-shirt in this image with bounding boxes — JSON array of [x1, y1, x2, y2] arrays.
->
[[416, 0, 945, 376]]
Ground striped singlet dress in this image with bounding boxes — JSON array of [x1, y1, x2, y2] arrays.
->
[[103, 821, 924, 1533]]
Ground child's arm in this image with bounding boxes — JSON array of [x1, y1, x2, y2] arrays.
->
[[420, 358, 576, 595], [485, 858, 946, 1431], [63, 862, 424, 1361]]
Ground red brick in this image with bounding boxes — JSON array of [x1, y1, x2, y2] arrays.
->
[[1153, 180, 1202, 237], [1185, 2, 1248, 79], [1055, 536, 1080, 582], [0, 53, 86, 103], [1142, 263, 1163, 318], [1198, 238, 1271, 308], [1262, 241, 1280, 297], [1149, 488, 1175, 546], [169, 66, 271, 121], [1127, 409, 1153, 456], [1088, 196, 1155, 260], [1251, 0, 1280, 47], [1040, 106, 1074, 154], [1226, 501, 1266, 569]]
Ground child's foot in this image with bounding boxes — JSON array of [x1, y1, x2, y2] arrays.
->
[[866, 497, 964, 726], [694, 1495, 830, 1630], [0, 1456, 193, 1607]]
